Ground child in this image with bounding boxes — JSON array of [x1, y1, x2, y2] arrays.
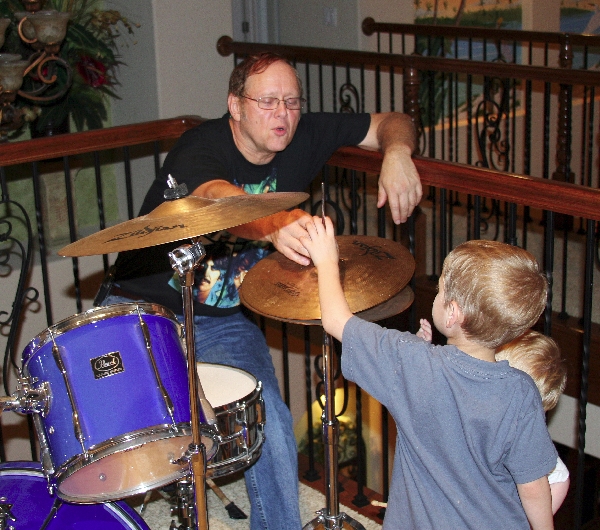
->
[[301, 219, 557, 530], [497, 330, 569, 514], [418, 323, 569, 515]]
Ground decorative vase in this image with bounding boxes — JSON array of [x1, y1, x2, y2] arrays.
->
[[30, 115, 70, 138]]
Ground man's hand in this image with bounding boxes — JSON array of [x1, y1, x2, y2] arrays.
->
[[265, 209, 313, 266], [358, 112, 422, 224], [194, 180, 313, 266], [378, 144, 422, 224]]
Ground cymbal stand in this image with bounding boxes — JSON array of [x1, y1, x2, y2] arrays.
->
[[168, 238, 218, 530], [303, 331, 365, 530]]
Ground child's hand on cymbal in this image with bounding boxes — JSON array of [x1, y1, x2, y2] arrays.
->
[[300, 216, 338, 268]]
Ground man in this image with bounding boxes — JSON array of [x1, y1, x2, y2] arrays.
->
[[102, 53, 421, 529]]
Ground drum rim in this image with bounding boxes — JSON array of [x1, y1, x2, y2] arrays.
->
[[208, 423, 265, 478], [50, 422, 219, 503], [22, 303, 180, 363]]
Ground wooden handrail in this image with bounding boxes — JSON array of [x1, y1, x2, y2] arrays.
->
[[0, 116, 597, 222], [216, 36, 600, 86], [361, 17, 600, 48], [329, 147, 600, 221], [0, 116, 204, 166]]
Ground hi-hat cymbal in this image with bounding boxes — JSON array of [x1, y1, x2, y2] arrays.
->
[[239, 235, 415, 322], [58, 192, 308, 257]]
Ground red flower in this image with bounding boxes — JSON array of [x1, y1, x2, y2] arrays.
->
[[77, 56, 108, 87]]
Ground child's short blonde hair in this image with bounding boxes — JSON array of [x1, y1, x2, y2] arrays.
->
[[496, 330, 566, 411], [441, 240, 547, 349]]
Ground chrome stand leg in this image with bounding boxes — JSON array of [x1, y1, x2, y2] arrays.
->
[[169, 239, 218, 530], [302, 332, 366, 530]]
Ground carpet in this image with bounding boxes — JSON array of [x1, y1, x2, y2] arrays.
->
[[127, 474, 382, 530]]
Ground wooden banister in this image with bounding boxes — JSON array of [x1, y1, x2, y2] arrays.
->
[[0, 116, 204, 166], [328, 147, 600, 221], [361, 17, 600, 49]]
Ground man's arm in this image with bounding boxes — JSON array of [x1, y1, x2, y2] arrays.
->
[[517, 476, 554, 529], [358, 112, 422, 224], [193, 179, 313, 266]]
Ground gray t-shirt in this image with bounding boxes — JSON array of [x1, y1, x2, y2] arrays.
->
[[342, 316, 557, 530]]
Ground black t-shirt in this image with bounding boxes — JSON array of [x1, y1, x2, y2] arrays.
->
[[114, 111, 371, 316]]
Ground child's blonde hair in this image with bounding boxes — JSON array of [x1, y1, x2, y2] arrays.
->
[[496, 330, 566, 411], [441, 240, 547, 349]]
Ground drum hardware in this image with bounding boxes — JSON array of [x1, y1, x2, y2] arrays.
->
[[0, 498, 15, 530], [50, 334, 88, 457], [137, 306, 177, 426], [0, 376, 50, 416], [239, 232, 415, 530], [169, 476, 196, 530], [206, 478, 248, 520], [168, 238, 216, 530]]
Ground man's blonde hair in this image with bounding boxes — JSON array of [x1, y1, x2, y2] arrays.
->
[[441, 240, 547, 349], [496, 330, 567, 411]]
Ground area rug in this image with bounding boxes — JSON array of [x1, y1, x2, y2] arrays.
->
[[127, 474, 382, 530]]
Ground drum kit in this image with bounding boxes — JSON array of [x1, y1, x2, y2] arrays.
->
[[0, 176, 415, 530]]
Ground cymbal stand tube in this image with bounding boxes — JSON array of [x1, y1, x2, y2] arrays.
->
[[303, 331, 366, 530], [169, 239, 217, 530], [323, 332, 339, 520]]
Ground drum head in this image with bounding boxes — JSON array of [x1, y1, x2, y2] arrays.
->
[[196, 363, 257, 407]]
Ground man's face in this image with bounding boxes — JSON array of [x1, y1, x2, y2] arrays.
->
[[229, 60, 302, 165]]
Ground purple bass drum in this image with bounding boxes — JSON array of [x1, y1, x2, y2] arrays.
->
[[0, 461, 150, 529]]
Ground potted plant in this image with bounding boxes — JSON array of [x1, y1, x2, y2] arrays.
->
[[0, 0, 137, 137]]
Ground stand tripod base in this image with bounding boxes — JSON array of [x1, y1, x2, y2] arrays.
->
[[303, 509, 367, 530]]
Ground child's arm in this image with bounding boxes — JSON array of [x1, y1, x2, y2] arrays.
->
[[516, 476, 554, 529], [550, 477, 569, 514], [300, 217, 353, 341], [416, 318, 432, 341]]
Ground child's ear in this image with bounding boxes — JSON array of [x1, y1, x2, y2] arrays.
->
[[446, 301, 464, 328]]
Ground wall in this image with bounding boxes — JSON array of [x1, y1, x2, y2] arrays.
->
[[112, 0, 234, 126], [278, 0, 359, 49]]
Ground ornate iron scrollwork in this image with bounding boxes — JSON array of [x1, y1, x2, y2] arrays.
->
[[339, 82, 359, 114], [0, 188, 38, 459]]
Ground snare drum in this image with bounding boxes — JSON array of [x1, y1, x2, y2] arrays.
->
[[0, 461, 150, 529], [197, 363, 265, 478], [21, 303, 217, 503]]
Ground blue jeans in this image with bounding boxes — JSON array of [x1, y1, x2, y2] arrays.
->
[[103, 296, 301, 529]]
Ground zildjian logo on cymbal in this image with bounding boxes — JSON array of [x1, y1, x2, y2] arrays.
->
[[106, 223, 186, 242], [352, 239, 396, 260], [275, 282, 300, 297]]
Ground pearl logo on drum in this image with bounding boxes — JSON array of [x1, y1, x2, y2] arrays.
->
[[91, 352, 125, 379]]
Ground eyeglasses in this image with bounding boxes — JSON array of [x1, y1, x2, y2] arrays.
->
[[242, 95, 305, 110]]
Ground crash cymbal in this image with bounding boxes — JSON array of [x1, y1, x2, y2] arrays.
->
[[58, 192, 309, 257], [239, 235, 415, 322], [243, 285, 414, 326]]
